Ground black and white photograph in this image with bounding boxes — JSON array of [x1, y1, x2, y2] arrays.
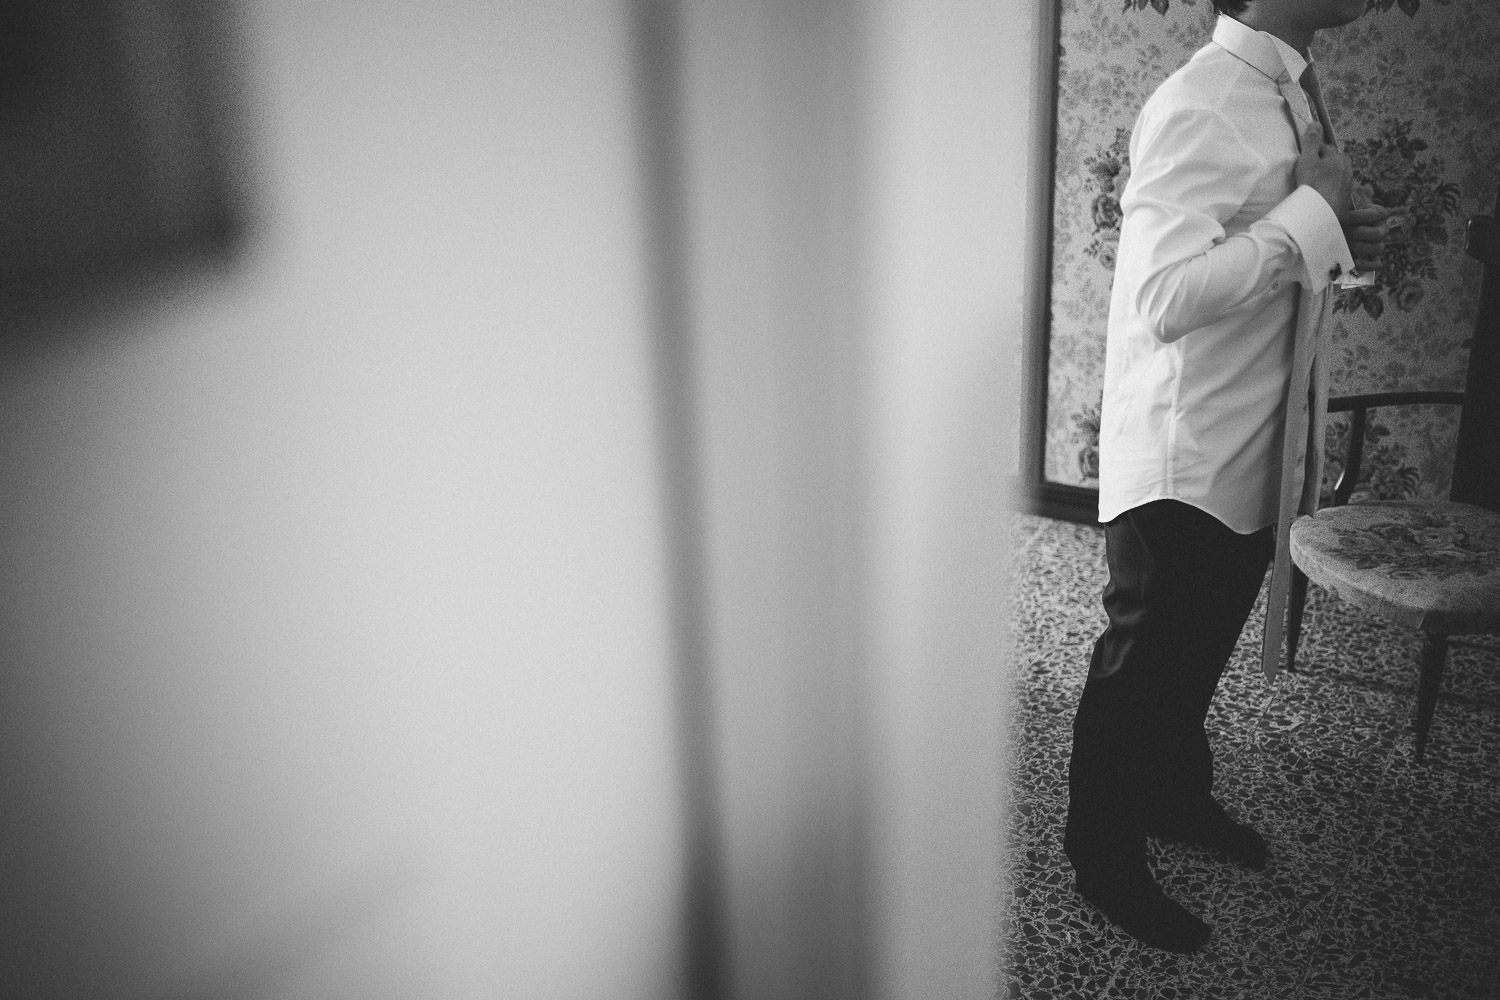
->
[[0, 1, 1494, 998]]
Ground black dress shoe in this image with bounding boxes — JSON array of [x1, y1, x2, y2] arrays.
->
[[1148, 797, 1269, 870], [1074, 864, 1212, 954]]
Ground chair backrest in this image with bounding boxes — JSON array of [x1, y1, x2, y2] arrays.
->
[[1450, 176, 1500, 514]]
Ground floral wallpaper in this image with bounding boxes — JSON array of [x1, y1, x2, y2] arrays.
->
[[1042, 0, 1500, 505]]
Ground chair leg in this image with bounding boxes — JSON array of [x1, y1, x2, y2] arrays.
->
[[1414, 634, 1449, 764], [1285, 567, 1310, 674]]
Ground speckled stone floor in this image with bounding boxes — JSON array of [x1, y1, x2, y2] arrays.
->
[[1002, 515, 1500, 1000]]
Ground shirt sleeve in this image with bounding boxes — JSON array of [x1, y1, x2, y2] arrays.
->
[[1120, 107, 1357, 344], [1268, 185, 1365, 291]]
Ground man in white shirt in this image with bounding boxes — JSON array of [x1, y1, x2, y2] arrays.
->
[[1064, 0, 1392, 953]]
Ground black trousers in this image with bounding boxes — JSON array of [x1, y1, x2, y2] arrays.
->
[[1064, 499, 1273, 874]]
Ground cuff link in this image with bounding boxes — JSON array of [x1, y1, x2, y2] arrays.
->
[[1329, 261, 1343, 282]]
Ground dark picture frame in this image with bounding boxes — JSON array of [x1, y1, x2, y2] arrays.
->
[[0, 0, 243, 313]]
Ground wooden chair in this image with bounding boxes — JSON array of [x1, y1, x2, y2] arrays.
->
[[1284, 180, 1500, 764]]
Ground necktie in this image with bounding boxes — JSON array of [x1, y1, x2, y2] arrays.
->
[[1261, 63, 1336, 680], [1300, 63, 1336, 146]]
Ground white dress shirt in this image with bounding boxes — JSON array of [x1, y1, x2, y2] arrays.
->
[[1097, 15, 1360, 533]]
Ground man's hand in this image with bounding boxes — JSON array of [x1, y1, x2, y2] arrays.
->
[[1341, 205, 1394, 273], [1294, 127, 1394, 273], [1294, 131, 1354, 214]]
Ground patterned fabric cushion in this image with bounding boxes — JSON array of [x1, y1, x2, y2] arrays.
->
[[1290, 500, 1500, 635]]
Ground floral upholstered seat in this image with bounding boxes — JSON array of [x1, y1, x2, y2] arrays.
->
[[1289, 501, 1500, 636]]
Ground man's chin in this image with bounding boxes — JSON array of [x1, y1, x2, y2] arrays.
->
[[1333, 0, 1369, 27]]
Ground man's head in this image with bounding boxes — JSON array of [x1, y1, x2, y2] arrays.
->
[[1221, 0, 1367, 50]]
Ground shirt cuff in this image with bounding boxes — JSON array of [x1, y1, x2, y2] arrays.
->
[[1267, 185, 1358, 294]]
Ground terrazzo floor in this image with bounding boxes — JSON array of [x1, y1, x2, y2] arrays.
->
[[1002, 515, 1500, 1000]]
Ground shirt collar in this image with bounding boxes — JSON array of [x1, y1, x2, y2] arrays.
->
[[1269, 33, 1310, 83], [1213, 14, 1309, 83]]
